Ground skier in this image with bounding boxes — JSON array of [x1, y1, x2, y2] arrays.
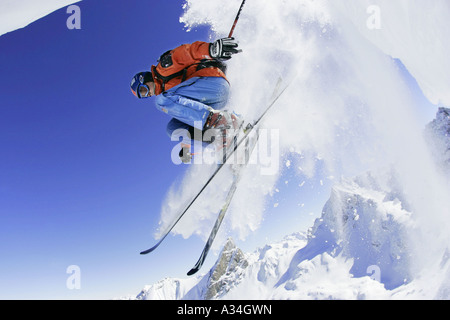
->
[[130, 38, 242, 163]]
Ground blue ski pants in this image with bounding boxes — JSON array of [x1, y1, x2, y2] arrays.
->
[[154, 77, 230, 139]]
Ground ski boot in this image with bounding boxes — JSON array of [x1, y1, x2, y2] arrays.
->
[[204, 110, 244, 164]]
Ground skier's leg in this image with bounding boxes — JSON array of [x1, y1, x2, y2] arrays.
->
[[160, 77, 241, 161], [166, 118, 218, 163], [155, 77, 232, 130], [172, 77, 230, 110], [176, 77, 243, 152]]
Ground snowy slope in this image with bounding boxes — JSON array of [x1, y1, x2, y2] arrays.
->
[[0, 0, 81, 37]]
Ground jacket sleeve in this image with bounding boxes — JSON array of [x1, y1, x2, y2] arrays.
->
[[169, 41, 212, 69]]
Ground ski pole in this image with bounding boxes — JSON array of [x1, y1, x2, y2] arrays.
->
[[228, 0, 246, 38]]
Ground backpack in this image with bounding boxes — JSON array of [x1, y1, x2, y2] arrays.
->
[[152, 50, 227, 92]]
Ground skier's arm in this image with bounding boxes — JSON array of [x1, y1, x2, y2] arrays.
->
[[169, 41, 212, 68], [166, 39, 240, 68]]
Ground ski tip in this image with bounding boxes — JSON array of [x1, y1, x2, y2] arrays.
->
[[187, 268, 199, 276], [140, 248, 155, 255], [140, 239, 164, 255]]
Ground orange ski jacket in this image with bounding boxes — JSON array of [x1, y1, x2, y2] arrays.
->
[[151, 41, 228, 96]]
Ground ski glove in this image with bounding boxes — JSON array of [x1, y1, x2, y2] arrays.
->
[[209, 37, 241, 61]]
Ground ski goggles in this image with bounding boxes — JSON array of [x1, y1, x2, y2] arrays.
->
[[138, 83, 151, 98], [131, 72, 153, 99]]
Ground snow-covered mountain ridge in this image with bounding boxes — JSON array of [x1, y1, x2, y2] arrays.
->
[[135, 234, 309, 300], [133, 183, 408, 300], [0, 0, 81, 37], [426, 107, 450, 175], [133, 108, 450, 300], [134, 183, 447, 299]]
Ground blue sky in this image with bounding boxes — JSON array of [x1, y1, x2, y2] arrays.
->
[[0, 0, 439, 300], [0, 0, 216, 299]]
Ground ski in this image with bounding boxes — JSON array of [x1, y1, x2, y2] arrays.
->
[[140, 77, 290, 255], [187, 170, 241, 276], [187, 130, 259, 275]]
